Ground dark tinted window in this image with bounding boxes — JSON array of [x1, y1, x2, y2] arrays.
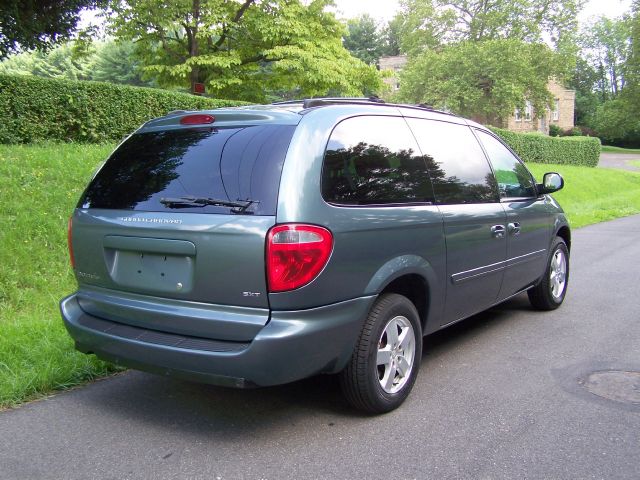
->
[[476, 130, 536, 199], [79, 125, 295, 215], [321, 116, 434, 205], [406, 119, 499, 204]]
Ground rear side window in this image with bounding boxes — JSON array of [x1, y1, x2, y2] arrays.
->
[[79, 125, 295, 215], [406, 118, 499, 204], [321, 116, 434, 205]]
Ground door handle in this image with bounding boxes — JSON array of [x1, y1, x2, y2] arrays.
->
[[508, 222, 521, 236], [491, 225, 506, 239]]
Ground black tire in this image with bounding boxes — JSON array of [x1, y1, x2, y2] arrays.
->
[[339, 293, 422, 414], [528, 237, 570, 310]]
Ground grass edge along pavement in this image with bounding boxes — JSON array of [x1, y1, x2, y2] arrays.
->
[[0, 143, 122, 410], [600, 145, 640, 155], [1, 143, 640, 409]]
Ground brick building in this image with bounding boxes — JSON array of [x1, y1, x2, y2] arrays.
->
[[504, 79, 576, 134], [378, 55, 575, 134], [379, 55, 408, 92]]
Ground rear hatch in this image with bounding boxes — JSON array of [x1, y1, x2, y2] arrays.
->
[[70, 112, 298, 341]]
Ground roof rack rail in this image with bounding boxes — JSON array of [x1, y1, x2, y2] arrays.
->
[[271, 96, 386, 109], [270, 97, 456, 117], [302, 96, 385, 109], [270, 100, 306, 105]]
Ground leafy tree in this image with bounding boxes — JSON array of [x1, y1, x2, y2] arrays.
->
[[0, 50, 36, 76], [587, 0, 640, 145], [625, 0, 640, 113], [393, 0, 441, 55], [590, 98, 640, 145], [0, 42, 92, 80], [105, 0, 382, 101], [89, 41, 151, 86], [397, 39, 564, 125], [391, 0, 584, 126], [394, 0, 584, 54], [0, 0, 103, 58], [32, 43, 92, 80], [343, 14, 386, 65], [580, 16, 632, 100], [0, 39, 154, 87], [380, 17, 402, 57], [567, 6, 640, 144], [567, 57, 601, 125]]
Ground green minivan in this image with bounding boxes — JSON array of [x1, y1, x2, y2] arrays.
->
[[61, 98, 570, 413]]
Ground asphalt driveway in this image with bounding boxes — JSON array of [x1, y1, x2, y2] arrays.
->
[[598, 152, 640, 171], [1, 215, 639, 480]]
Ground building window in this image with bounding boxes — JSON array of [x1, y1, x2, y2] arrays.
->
[[515, 108, 521, 122], [525, 101, 533, 122], [552, 99, 559, 121]]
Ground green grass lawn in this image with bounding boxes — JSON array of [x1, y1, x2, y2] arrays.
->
[[0, 143, 121, 408], [1, 144, 640, 409], [631, 160, 640, 168], [528, 163, 640, 228], [600, 145, 640, 155]]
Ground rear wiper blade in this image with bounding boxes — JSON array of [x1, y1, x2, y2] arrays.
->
[[160, 196, 258, 214]]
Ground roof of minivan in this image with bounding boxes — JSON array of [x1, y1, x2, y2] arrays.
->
[[139, 99, 490, 133]]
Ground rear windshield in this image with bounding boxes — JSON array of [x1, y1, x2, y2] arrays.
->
[[78, 125, 295, 215]]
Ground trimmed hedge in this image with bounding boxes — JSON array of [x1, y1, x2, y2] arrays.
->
[[0, 74, 249, 143], [490, 126, 601, 167]]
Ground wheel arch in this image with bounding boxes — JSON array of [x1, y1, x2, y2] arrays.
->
[[556, 225, 571, 251], [364, 255, 440, 334], [552, 214, 571, 252]]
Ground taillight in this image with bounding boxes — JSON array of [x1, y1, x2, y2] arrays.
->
[[180, 114, 215, 125], [267, 224, 333, 292], [67, 217, 75, 269]]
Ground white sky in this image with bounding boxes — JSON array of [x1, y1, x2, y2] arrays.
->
[[331, 0, 633, 23]]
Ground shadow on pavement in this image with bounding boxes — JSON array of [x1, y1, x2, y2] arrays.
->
[[79, 294, 535, 436]]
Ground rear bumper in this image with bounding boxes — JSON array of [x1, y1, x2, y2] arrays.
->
[[60, 293, 374, 387]]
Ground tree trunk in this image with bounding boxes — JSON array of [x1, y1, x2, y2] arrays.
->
[[189, 0, 201, 94]]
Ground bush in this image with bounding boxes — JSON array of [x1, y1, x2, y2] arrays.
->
[[0, 74, 249, 143], [560, 126, 583, 137], [575, 125, 599, 138], [549, 124, 561, 137], [490, 126, 601, 167]]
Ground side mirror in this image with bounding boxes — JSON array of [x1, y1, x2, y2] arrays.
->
[[538, 172, 564, 194]]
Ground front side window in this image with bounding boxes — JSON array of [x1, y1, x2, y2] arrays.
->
[[321, 116, 434, 205], [476, 130, 536, 199], [406, 118, 499, 204], [552, 99, 560, 121]]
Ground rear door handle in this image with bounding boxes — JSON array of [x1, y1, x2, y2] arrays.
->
[[491, 225, 506, 239], [508, 222, 521, 236]]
